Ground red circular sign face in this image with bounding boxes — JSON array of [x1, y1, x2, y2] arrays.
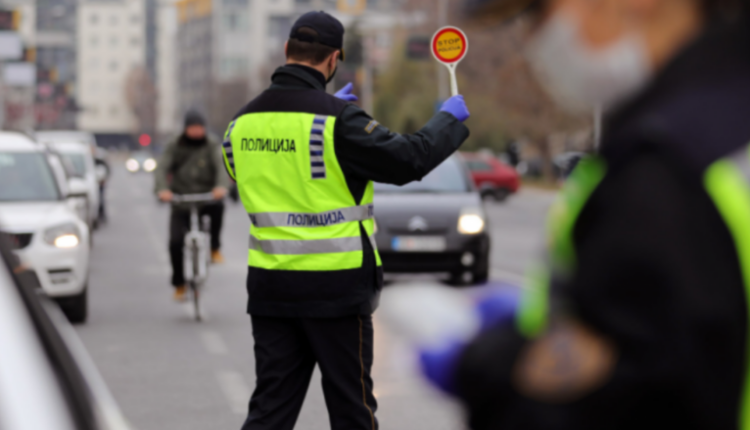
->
[[432, 27, 468, 64]]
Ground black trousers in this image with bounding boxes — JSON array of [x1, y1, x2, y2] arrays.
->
[[168, 203, 224, 287], [243, 315, 378, 430]]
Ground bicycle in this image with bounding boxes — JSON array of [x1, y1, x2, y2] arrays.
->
[[170, 192, 216, 321]]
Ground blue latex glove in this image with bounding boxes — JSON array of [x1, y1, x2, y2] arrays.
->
[[439, 95, 470, 122], [475, 289, 519, 332], [334, 82, 358, 102], [419, 290, 518, 395], [419, 340, 466, 395]]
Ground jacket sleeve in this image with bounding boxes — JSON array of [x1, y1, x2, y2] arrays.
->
[[333, 104, 470, 185], [454, 153, 747, 429], [212, 138, 232, 189], [154, 139, 176, 193]]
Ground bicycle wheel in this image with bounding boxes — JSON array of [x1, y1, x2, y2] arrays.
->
[[191, 242, 202, 322]]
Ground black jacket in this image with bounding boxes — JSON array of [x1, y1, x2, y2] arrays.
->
[[232, 65, 469, 318], [455, 22, 750, 430]]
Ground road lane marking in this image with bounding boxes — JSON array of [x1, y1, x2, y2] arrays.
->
[[216, 371, 251, 415], [200, 330, 229, 355]]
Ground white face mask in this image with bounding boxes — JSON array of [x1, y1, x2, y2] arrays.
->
[[525, 12, 652, 113]]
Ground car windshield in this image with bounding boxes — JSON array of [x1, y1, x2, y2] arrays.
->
[[0, 152, 60, 201], [130, 151, 152, 161], [374, 157, 470, 193], [62, 152, 87, 176]]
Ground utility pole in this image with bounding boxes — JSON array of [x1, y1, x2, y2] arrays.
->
[[436, 0, 449, 104]]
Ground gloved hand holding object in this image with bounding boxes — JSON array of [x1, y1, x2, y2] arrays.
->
[[334, 82, 359, 102], [439, 95, 471, 122], [379, 284, 518, 395]]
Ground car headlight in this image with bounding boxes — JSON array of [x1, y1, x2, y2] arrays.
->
[[142, 158, 157, 172], [458, 208, 486, 235], [44, 223, 81, 248], [126, 158, 139, 172]]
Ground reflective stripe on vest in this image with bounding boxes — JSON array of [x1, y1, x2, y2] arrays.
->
[[703, 147, 750, 430], [249, 235, 376, 255], [249, 204, 374, 228], [516, 156, 607, 338]]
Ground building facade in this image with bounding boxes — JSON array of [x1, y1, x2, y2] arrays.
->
[[76, 0, 146, 146]]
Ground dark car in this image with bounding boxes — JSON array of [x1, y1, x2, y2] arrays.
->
[[462, 153, 520, 201], [374, 156, 491, 285]]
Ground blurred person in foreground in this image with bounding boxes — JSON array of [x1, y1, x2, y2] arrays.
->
[[155, 111, 230, 302], [409, 0, 750, 429], [220, 10, 470, 430]]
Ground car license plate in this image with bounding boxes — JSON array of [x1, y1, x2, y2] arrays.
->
[[391, 236, 447, 252]]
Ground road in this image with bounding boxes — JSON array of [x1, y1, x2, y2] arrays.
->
[[74, 164, 555, 430]]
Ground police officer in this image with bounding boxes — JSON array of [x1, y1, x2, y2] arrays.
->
[[221, 11, 471, 430], [412, 0, 750, 429]]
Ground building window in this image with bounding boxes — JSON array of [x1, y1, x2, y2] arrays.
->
[[110, 36, 118, 47], [110, 15, 118, 26], [90, 35, 99, 47], [130, 37, 139, 47], [110, 106, 119, 116], [90, 13, 98, 24], [131, 14, 140, 24], [109, 61, 118, 71], [224, 11, 248, 31], [223, 0, 248, 5], [268, 16, 291, 52], [220, 57, 248, 78], [88, 58, 99, 69]]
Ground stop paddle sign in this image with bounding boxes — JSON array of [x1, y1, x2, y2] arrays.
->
[[431, 26, 469, 96]]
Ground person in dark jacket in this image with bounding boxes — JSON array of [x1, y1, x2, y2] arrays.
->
[[411, 0, 750, 429], [221, 11, 470, 430], [155, 111, 230, 302]]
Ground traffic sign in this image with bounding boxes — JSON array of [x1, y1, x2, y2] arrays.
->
[[431, 26, 468, 96]]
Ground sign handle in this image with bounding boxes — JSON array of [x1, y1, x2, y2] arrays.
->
[[447, 63, 458, 97]]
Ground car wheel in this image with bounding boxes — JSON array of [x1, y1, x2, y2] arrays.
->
[[447, 271, 472, 286], [472, 267, 490, 285], [480, 190, 497, 202], [493, 188, 511, 202], [58, 286, 88, 324]]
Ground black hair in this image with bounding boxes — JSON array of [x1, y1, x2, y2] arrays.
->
[[286, 27, 337, 65], [701, 0, 748, 20]]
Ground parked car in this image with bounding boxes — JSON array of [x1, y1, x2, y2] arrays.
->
[[373, 156, 490, 285], [42, 140, 101, 230], [0, 132, 91, 323], [36, 130, 98, 152], [125, 150, 157, 173], [462, 152, 520, 201], [0, 234, 130, 430]]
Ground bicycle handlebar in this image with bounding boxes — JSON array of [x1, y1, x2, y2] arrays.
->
[[170, 192, 217, 204]]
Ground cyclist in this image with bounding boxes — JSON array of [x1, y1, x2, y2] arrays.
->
[[155, 111, 230, 302]]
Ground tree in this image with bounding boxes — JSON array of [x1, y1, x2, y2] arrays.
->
[[125, 67, 158, 139]]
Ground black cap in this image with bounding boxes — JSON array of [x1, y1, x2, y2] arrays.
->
[[289, 11, 345, 60], [184, 110, 205, 128]]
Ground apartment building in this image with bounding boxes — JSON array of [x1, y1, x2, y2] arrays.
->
[[76, 0, 146, 145]]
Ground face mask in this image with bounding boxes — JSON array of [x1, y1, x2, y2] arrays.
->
[[525, 12, 652, 113], [326, 64, 338, 84]]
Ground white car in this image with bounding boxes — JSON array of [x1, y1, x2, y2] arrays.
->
[[0, 132, 90, 323], [0, 238, 130, 430], [35, 130, 98, 152], [43, 140, 101, 230]]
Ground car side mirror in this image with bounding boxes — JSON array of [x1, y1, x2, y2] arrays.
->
[[67, 177, 88, 197], [66, 177, 90, 223]]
